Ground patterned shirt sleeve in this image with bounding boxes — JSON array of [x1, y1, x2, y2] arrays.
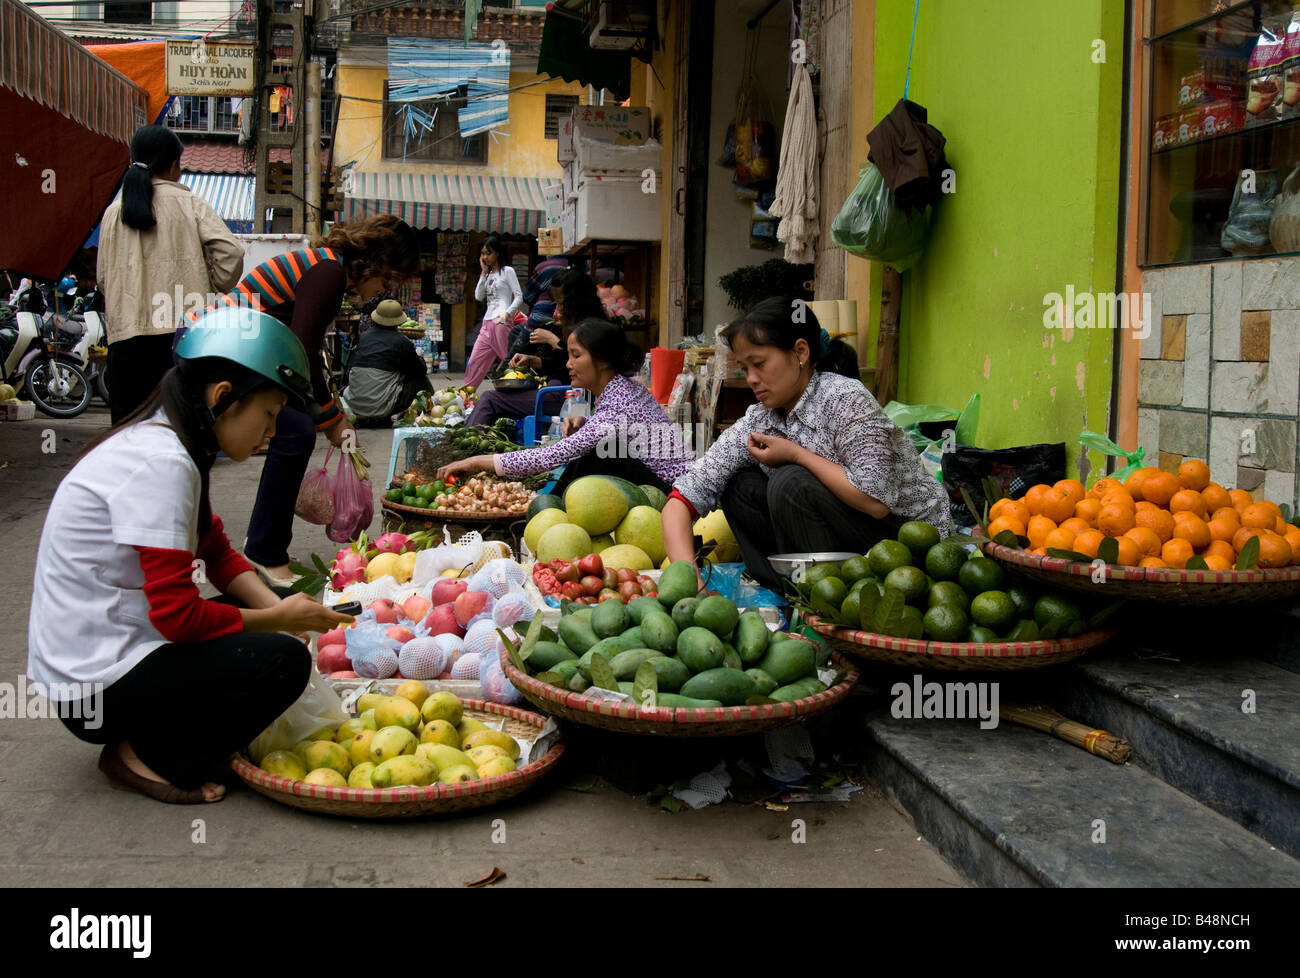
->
[[671, 405, 759, 515], [497, 405, 617, 479], [832, 388, 902, 510]]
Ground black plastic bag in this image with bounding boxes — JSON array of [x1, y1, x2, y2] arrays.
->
[[941, 443, 1067, 529]]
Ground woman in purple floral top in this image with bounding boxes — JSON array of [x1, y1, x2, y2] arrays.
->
[[437, 319, 695, 492]]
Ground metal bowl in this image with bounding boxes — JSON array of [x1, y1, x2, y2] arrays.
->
[[767, 552, 862, 581]]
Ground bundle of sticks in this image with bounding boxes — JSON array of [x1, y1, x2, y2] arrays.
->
[[999, 703, 1132, 764]]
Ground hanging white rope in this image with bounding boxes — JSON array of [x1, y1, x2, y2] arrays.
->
[[769, 62, 818, 265]]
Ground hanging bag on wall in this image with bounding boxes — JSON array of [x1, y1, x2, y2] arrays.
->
[[1269, 162, 1300, 252]]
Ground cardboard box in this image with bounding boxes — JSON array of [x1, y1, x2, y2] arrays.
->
[[1176, 108, 1204, 145], [1153, 113, 1179, 151], [560, 201, 578, 253], [1179, 63, 1246, 107], [0, 400, 36, 421], [1200, 98, 1246, 138], [557, 106, 651, 163], [538, 226, 564, 256], [573, 176, 662, 245]]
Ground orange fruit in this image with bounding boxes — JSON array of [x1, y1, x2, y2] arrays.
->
[[1043, 527, 1078, 551], [1283, 526, 1300, 563], [1178, 459, 1211, 491], [1123, 526, 1163, 557], [1073, 529, 1104, 558], [1257, 530, 1293, 568], [1241, 503, 1276, 530], [1113, 537, 1141, 566], [1204, 540, 1236, 563], [1135, 507, 1176, 543], [1059, 517, 1090, 535], [1142, 471, 1182, 507], [1135, 500, 1158, 514], [1100, 490, 1137, 512], [1161, 538, 1194, 569], [1201, 483, 1230, 513], [1229, 489, 1253, 512], [989, 498, 1011, 521], [1026, 514, 1057, 548], [1203, 555, 1232, 571], [1208, 516, 1239, 544], [1232, 526, 1264, 552], [1074, 498, 1102, 524], [1097, 504, 1136, 538], [1124, 467, 1161, 502], [1054, 479, 1086, 507], [1172, 515, 1211, 551], [1275, 515, 1291, 535], [1257, 499, 1283, 517], [1039, 487, 1076, 523], [1210, 506, 1241, 527], [987, 516, 1026, 539], [1030, 546, 1048, 556], [1000, 500, 1031, 527], [1022, 485, 1050, 516], [1168, 489, 1207, 518], [1139, 556, 1168, 569], [1088, 477, 1126, 500]]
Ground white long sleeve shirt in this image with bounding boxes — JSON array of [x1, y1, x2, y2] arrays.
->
[[474, 266, 524, 323]]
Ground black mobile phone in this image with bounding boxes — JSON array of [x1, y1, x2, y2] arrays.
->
[[331, 601, 362, 616]]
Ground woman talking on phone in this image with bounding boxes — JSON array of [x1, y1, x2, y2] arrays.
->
[[464, 235, 524, 390]]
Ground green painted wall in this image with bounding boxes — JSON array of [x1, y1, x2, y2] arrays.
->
[[868, 0, 1126, 477]]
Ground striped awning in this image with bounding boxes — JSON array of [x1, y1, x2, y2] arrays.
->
[[180, 172, 255, 225], [344, 171, 549, 234], [0, 0, 147, 144]]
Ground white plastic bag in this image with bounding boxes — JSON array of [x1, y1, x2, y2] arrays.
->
[[412, 529, 486, 587], [247, 670, 349, 765]]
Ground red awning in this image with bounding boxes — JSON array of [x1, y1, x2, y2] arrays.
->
[[0, 0, 148, 278]]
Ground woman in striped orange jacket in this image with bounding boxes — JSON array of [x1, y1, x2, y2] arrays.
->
[[201, 215, 420, 581]]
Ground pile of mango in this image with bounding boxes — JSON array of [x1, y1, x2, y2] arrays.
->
[[257, 685, 523, 789], [518, 560, 826, 707]]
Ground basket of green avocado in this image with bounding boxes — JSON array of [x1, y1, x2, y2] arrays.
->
[[498, 561, 859, 736]]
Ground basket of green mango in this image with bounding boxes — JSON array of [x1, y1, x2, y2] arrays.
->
[[794, 522, 1120, 671], [498, 561, 860, 736]]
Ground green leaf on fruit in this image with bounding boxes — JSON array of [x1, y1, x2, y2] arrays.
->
[[1038, 617, 1065, 640], [982, 476, 1007, 507], [1185, 556, 1209, 570], [519, 614, 545, 661], [1281, 502, 1292, 522], [535, 671, 565, 687], [960, 487, 984, 528], [994, 529, 1021, 548], [498, 629, 527, 673], [1235, 535, 1260, 570], [871, 587, 905, 636], [746, 696, 778, 706], [1047, 548, 1092, 563], [632, 662, 658, 710], [1097, 537, 1119, 565], [944, 533, 981, 548], [589, 652, 618, 691], [857, 585, 880, 631], [311, 553, 329, 575]]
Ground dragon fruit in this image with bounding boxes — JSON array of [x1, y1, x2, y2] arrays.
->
[[373, 531, 411, 555], [330, 547, 368, 590]]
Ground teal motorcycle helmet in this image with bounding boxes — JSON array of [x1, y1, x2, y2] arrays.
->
[[174, 306, 313, 421]]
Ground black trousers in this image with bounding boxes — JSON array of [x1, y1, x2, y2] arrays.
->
[[245, 404, 318, 567], [106, 332, 177, 424], [720, 465, 906, 594], [550, 447, 672, 498], [60, 599, 310, 790]]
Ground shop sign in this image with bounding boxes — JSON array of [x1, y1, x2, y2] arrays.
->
[[165, 40, 256, 96]]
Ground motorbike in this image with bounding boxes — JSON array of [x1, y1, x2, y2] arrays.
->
[[0, 279, 92, 418], [63, 286, 109, 405]]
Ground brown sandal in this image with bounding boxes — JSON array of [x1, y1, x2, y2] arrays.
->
[[98, 744, 223, 805]]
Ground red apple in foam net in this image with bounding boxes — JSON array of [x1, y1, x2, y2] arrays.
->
[[370, 599, 401, 625], [402, 595, 432, 623], [423, 603, 465, 638], [386, 624, 416, 644], [431, 578, 468, 606], [454, 590, 490, 628], [319, 627, 347, 648], [317, 645, 352, 674], [328, 670, 358, 679]]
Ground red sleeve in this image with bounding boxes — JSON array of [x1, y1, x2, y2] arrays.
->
[[667, 489, 699, 521], [195, 515, 255, 592], [134, 547, 244, 643]]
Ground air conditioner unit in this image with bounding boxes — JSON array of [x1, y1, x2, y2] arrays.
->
[[589, 0, 651, 51]]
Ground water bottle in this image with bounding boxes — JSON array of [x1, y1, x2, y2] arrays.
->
[[546, 418, 563, 443]]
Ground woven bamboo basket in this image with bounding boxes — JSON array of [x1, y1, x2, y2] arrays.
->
[[803, 615, 1115, 671], [980, 537, 1300, 606], [381, 499, 529, 523], [499, 648, 859, 736], [230, 700, 563, 818]]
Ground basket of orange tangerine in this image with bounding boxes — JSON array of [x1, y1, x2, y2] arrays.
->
[[976, 459, 1300, 605]]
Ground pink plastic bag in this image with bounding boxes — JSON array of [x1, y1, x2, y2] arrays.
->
[[294, 447, 337, 525], [326, 451, 374, 543]]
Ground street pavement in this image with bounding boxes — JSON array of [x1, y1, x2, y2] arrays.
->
[[0, 393, 965, 888]]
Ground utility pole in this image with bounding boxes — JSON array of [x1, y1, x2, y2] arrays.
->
[[254, 0, 312, 233]]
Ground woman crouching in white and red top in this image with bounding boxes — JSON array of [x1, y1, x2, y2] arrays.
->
[[437, 318, 695, 494], [27, 307, 354, 804]]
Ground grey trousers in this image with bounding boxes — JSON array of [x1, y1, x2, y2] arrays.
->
[[720, 465, 906, 594]]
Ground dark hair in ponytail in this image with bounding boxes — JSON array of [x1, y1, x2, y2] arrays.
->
[[79, 359, 274, 534], [121, 125, 184, 231], [721, 295, 859, 380], [570, 318, 645, 376]]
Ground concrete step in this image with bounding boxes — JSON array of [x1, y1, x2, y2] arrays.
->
[[1057, 651, 1300, 859], [866, 714, 1300, 887]]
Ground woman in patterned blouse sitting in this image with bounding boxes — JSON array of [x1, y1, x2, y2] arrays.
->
[[662, 297, 954, 593], [436, 318, 695, 494]]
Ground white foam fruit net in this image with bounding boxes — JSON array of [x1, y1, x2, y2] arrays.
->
[[450, 652, 482, 680], [398, 636, 449, 680]]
